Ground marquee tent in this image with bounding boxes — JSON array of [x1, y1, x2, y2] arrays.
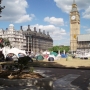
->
[[6, 48, 26, 58]]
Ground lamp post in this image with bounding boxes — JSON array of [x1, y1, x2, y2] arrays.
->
[[0, 0, 5, 17]]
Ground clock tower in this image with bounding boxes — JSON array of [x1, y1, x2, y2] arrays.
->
[[70, 0, 80, 53]]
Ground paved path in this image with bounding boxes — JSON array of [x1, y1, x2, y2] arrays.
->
[[53, 74, 81, 90], [35, 67, 90, 90], [0, 67, 90, 90]]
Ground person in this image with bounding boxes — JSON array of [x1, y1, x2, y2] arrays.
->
[[0, 51, 5, 62], [5, 53, 13, 61]]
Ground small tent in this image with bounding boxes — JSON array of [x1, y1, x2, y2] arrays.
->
[[36, 54, 44, 61], [42, 51, 50, 55], [50, 52, 57, 56]]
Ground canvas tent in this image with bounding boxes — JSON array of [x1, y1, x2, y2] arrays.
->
[[36, 54, 44, 61], [50, 52, 57, 56], [6, 48, 26, 58], [42, 51, 50, 55], [47, 55, 55, 61]]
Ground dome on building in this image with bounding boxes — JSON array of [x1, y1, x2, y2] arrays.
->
[[9, 24, 14, 27]]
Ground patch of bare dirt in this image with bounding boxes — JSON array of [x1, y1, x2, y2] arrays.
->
[[0, 71, 44, 79]]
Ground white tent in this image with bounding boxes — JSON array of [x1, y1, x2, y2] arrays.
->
[[2, 47, 10, 58], [42, 51, 50, 55], [6, 48, 26, 58], [47, 54, 56, 61]]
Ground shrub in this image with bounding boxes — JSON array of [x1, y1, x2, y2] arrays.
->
[[18, 56, 33, 73]]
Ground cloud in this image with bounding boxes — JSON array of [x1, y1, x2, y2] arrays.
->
[[44, 17, 64, 26], [85, 28, 90, 33], [81, 26, 88, 29], [82, 6, 90, 19], [22, 24, 68, 45], [54, 0, 73, 13], [54, 0, 90, 19], [0, 0, 35, 23]]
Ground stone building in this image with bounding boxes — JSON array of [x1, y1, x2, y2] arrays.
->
[[77, 34, 90, 52], [23, 25, 53, 53], [0, 24, 26, 50], [0, 24, 53, 53], [70, 0, 90, 53], [70, 0, 80, 53]]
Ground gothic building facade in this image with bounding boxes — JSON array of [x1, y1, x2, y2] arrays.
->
[[70, 0, 80, 53], [70, 0, 90, 53]]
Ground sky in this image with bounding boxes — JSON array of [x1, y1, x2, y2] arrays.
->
[[0, 0, 90, 46]]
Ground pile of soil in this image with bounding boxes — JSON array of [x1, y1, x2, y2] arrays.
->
[[0, 71, 44, 79]]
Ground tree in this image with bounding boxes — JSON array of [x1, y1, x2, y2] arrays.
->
[[0, 38, 10, 48], [18, 56, 32, 73], [49, 45, 70, 53], [0, 0, 5, 17]]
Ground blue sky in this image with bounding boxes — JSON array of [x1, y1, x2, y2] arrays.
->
[[0, 0, 90, 46]]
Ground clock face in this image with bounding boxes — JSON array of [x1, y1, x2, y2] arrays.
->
[[71, 16, 76, 20]]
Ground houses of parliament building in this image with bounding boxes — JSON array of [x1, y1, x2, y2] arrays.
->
[[70, 0, 90, 53], [0, 24, 53, 53]]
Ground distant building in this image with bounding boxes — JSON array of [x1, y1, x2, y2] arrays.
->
[[70, 0, 80, 53], [70, 0, 90, 53], [0, 24, 26, 50], [77, 34, 90, 52], [23, 25, 53, 53], [0, 24, 53, 53]]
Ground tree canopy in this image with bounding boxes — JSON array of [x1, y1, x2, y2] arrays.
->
[[49, 46, 70, 53], [0, 38, 10, 48]]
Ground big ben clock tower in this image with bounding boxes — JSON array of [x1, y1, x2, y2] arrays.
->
[[70, 0, 80, 53]]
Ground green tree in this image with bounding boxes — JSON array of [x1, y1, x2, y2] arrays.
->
[[49, 46, 70, 53], [18, 56, 32, 73], [0, 38, 10, 48]]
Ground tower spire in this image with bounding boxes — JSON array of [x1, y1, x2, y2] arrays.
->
[[73, 0, 75, 4]]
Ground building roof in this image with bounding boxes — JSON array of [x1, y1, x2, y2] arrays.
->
[[9, 24, 14, 27], [73, 0, 76, 4], [78, 34, 90, 41], [23, 30, 53, 40]]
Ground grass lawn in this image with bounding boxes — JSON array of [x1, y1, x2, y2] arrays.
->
[[0, 57, 90, 69], [32, 57, 90, 69]]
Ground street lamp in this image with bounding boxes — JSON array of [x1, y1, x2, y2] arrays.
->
[[0, 0, 5, 17]]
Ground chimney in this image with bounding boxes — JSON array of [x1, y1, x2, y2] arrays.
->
[[47, 31, 49, 35], [34, 27, 37, 32], [20, 26, 23, 30], [43, 30, 45, 34], [28, 25, 30, 29], [6, 28, 8, 30], [27, 25, 31, 31], [39, 29, 41, 33]]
